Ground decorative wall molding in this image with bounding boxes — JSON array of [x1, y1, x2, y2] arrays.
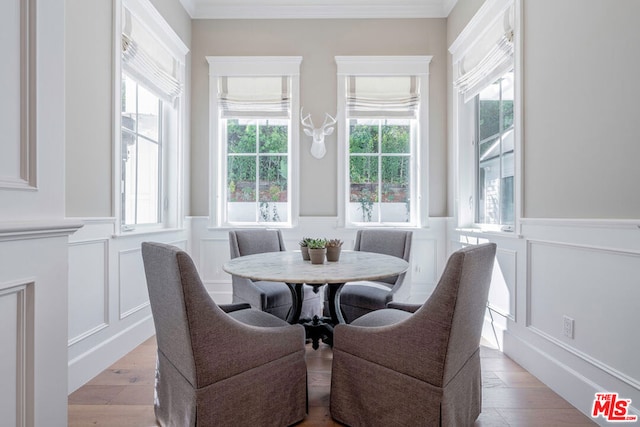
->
[[120, 301, 150, 320], [68, 239, 109, 346], [526, 238, 640, 394], [67, 315, 155, 393], [0, 0, 37, 190], [0, 281, 33, 427], [451, 216, 640, 421], [67, 219, 188, 393], [0, 220, 84, 242], [191, 216, 448, 304], [179, 0, 455, 19], [488, 247, 516, 321], [520, 217, 640, 229], [504, 328, 640, 421], [203, 279, 233, 305], [118, 247, 150, 320], [527, 325, 640, 392], [118, 240, 187, 321]]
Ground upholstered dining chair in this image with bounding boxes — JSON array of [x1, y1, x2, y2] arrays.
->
[[335, 229, 413, 323], [141, 242, 307, 427], [229, 229, 322, 320], [330, 243, 497, 427]]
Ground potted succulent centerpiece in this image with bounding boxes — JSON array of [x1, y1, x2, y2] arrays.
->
[[307, 238, 327, 265], [326, 238, 343, 262], [299, 237, 311, 260]]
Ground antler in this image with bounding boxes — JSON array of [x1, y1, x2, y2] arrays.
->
[[321, 113, 336, 130], [300, 107, 314, 129]]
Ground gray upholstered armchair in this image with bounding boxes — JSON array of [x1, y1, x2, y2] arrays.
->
[[330, 243, 497, 426], [229, 229, 322, 320], [335, 229, 413, 323], [141, 242, 307, 427]]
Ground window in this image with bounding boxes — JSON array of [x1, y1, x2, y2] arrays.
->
[[336, 56, 431, 227], [450, 0, 520, 231], [121, 75, 162, 225], [207, 57, 302, 227], [349, 118, 413, 223], [225, 118, 289, 223], [116, 0, 188, 232], [476, 70, 514, 226]]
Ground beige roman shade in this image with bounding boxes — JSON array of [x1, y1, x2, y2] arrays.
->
[[121, 7, 182, 102], [347, 76, 420, 118], [454, 2, 515, 103], [218, 76, 291, 118]]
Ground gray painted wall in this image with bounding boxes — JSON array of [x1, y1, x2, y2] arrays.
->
[[448, 0, 640, 219], [65, 0, 191, 217], [521, 0, 640, 218], [65, 0, 640, 220], [65, 0, 113, 217], [190, 18, 448, 217]]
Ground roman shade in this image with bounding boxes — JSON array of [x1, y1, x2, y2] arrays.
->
[[347, 76, 420, 118], [454, 1, 515, 103], [121, 6, 182, 103], [218, 76, 291, 118]]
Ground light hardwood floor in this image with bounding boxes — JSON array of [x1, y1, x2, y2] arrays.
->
[[68, 337, 595, 426]]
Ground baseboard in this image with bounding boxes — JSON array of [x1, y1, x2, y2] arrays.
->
[[501, 330, 639, 426], [67, 315, 155, 393]]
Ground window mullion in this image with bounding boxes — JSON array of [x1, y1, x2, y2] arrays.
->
[[498, 78, 504, 225], [475, 96, 481, 225], [134, 83, 140, 225], [377, 120, 383, 223], [157, 99, 163, 222], [255, 122, 260, 223]]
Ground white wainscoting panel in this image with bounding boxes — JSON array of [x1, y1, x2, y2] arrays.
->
[[489, 247, 516, 320], [189, 216, 449, 305], [0, 0, 36, 190], [406, 236, 439, 303], [199, 237, 230, 281], [449, 233, 518, 322], [67, 218, 189, 393], [528, 240, 640, 389], [0, 282, 29, 427], [119, 247, 150, 319], [199, 237, 234, 302], [0, 222, 80, 426], [68, 239, 108, 344]]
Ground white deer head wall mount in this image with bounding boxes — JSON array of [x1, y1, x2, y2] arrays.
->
[[301, 107, 336, 159]]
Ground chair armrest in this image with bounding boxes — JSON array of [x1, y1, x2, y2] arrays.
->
[[333, 313, 449, 387], [219, 303, 252, 313], [386, 301, 421, 313], [193, 304, 306, 386]]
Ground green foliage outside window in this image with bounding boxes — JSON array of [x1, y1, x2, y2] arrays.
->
[[226, 119, 288, 209], [348, 119, 412, 222]]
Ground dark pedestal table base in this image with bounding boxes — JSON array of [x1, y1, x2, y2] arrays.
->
[[285, 282, 346, 349]]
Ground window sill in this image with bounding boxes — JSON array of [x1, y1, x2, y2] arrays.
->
[[112, 227, 186, 238], [207, 223, 295, 231], [455, 227, 523, 240], [344, 224, 424, 230]]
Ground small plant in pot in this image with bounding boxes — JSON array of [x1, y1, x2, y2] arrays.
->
[[326, 238, 343, 262], [307, 238, 327, 264], [299, 237, 311, 261]]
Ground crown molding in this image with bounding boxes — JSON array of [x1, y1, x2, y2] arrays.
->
[[179, 0, 457, 19]]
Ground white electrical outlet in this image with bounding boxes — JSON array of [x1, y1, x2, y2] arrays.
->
[[563, 315, 575, 339]]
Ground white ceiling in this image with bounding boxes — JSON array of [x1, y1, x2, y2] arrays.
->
[[178, 0, 458, 19]]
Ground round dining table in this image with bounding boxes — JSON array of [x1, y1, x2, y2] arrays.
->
[[223, 250, 409, 346]]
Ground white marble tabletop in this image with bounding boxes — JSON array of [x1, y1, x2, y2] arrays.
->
[[223, 250, 409, 284]]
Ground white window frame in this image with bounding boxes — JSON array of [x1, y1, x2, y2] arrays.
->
[[113, 0, 188, 234], [336, 56, 432, 228], [207, 56, 302, 228], [450, 0, 522, 234]]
